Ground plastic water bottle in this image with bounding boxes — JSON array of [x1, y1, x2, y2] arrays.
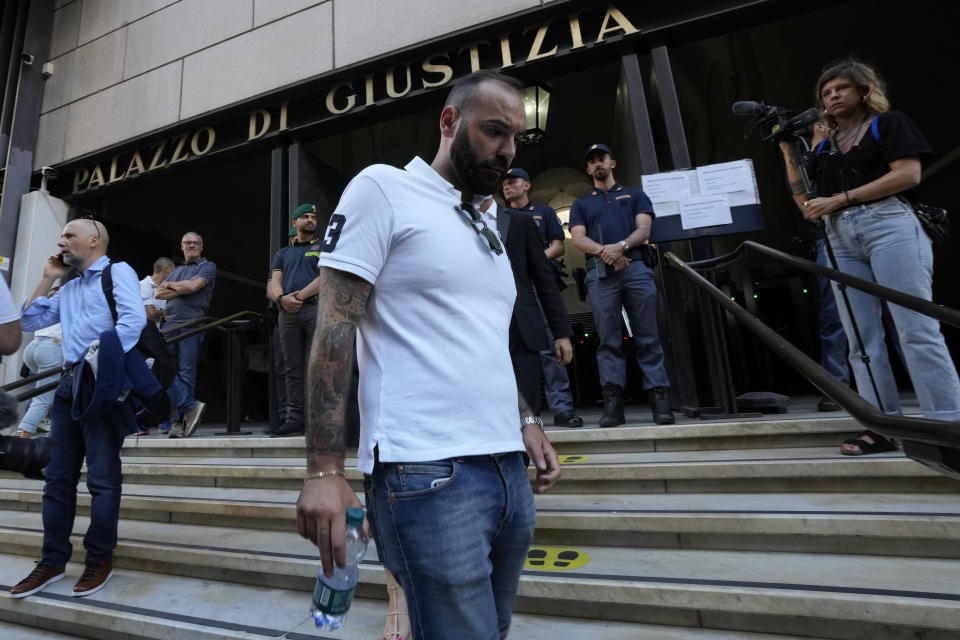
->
[[311, 507, 368, 630]]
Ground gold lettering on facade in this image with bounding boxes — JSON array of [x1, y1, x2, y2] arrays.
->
[[421, 53, 453, 88], [596, 6, 639, 42], [498, 36, 514, 68], [568, 13, 584, 49], [148, 141, 168, 171], [73, 168, 89, 194], [125, 151, 146, 178], [190, 127, 216, 156], [326, 82, 357, 115], [108, 156, 124, 183], [249, 109, 271, 140], [364, 74, 375, 106], [459, 40, 490, 73], [524, 23, 558, 62], [169, 133, 190, 165], [385, 63, 413, 98], [87, 164, 106, 189], [278, 101, 288, 131]]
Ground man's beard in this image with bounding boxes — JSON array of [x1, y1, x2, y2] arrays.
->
[[450, 125, 507, 196], [61, 252, 81, 268], [592, 167, 609, 182]]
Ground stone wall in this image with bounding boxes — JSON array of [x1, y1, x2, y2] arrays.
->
[[36, 0, 551, 168]]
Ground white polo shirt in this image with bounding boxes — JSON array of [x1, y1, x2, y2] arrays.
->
[[139, 275, 165, 327], [316, 157, 521, 474]]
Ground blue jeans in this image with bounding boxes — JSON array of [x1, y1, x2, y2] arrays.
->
[[19, 336, 64, 433], [815, 239, 850, 385], [166, 326, 204, 419], [42, 374, 124, 566], [825, 196, 960, 421], [365, 452, 535, 639], [585, 259, 670, 390]]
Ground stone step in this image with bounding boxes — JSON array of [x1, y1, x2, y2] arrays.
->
[[0, 620, 88, 639], [9, 446, 946, 493], [2, 515, 958, 639], [2, 482, 958, 557], [117, 416, 865, 457], [0, 555, 817, 640]]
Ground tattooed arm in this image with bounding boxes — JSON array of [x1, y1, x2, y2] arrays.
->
[[519, 390, 561, 494], [296, 266, 372, 577]]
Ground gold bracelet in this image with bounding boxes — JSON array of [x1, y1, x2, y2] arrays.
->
[[304, 470, 346, 484]]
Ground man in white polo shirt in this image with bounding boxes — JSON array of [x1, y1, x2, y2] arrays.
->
[[295, 70, 560, 639]]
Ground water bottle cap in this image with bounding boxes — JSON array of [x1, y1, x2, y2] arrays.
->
[[346, 507, 365, 527]]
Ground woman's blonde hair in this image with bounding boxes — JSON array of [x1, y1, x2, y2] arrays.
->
[[815, 57, 890, 128]]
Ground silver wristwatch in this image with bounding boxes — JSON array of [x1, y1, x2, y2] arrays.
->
[[520, 415, 543, 430], [619, 240, 629, 251]]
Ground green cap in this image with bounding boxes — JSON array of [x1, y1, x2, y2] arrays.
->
[[293, 203, 317, 218], [346, 507, 365, 528]]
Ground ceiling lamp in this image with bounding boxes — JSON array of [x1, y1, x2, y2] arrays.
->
[[519, 83, 550, 146]]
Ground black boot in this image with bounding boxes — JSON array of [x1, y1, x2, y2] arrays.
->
[[598, 383, 625, 428], [650, 387, 675, 425]]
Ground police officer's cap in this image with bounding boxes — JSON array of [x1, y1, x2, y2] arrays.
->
[[293, 203, 317, 219], [585, 143, 612, 160], [503, 168, 531, 182]]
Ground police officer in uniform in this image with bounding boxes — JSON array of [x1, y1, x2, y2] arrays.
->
[[267, 204, 321, 437], [502, 168, 583, 428], [569, 144, 674, 426]]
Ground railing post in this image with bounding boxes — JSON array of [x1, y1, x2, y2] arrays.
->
[[216, 324, 251, 436]]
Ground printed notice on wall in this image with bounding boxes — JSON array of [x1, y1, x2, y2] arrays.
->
[[643, 159, 759, 220], [679, 196, 732, 230]]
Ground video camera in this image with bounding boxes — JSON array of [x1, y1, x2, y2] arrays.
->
[[0, 389, 53, 480], [732, 101, 821, 142]]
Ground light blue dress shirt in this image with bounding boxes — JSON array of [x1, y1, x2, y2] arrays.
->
[[21, 255, 146, 366]]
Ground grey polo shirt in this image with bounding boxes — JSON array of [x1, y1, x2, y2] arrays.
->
[[163, 258, 216, 323]]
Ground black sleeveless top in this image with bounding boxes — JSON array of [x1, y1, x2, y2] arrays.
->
[[807, 110, 931, 198]]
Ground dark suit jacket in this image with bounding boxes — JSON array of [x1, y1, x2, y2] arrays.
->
[[498, 207, 572, 352]]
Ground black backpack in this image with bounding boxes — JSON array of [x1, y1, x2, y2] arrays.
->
[[101, 263, 177, 390]]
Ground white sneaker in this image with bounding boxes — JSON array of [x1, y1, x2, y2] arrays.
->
[[182, 401, 206, 437]]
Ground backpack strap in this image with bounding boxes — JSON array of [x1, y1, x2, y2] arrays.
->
[[814, 138, 828, 155], [100, 261, 119, 324], [870, 114, 880, 142]]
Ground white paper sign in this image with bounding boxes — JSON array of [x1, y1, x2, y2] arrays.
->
[[679, 196, 732, 230], [642, 171, 695, 203], [697, 160, 755, 198]]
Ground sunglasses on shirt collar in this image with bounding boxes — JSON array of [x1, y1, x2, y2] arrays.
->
[[455, 202, 503, 256]]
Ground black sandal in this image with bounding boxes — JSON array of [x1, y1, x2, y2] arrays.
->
[[841, 431, 897, 456]]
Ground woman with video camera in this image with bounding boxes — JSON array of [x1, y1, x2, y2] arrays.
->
[[779, 57, 960, 455]]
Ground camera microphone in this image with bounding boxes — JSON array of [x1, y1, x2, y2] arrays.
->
[[780, 107, 821, 134], [731, 101, 768, 116]]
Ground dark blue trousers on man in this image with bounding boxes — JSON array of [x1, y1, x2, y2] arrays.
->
[[42, 375, 124, 566]]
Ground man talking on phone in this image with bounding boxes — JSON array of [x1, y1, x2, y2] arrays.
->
[[10, 219, 146, 599]]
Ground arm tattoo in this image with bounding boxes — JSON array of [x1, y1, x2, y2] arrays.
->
[[518, 389, 534, 418], [306, 267, 373, 460], [789, 179, 806, 196]]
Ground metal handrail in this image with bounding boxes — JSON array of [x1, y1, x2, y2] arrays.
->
[[664, 250, 960, 447], [686, 241, 960, 328], [3, 310, 263, 402]]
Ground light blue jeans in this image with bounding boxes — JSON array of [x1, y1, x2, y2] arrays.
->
[[825, 195, 960, 421], [365, 452, 535, 639], [19, 336, 64, 434]]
